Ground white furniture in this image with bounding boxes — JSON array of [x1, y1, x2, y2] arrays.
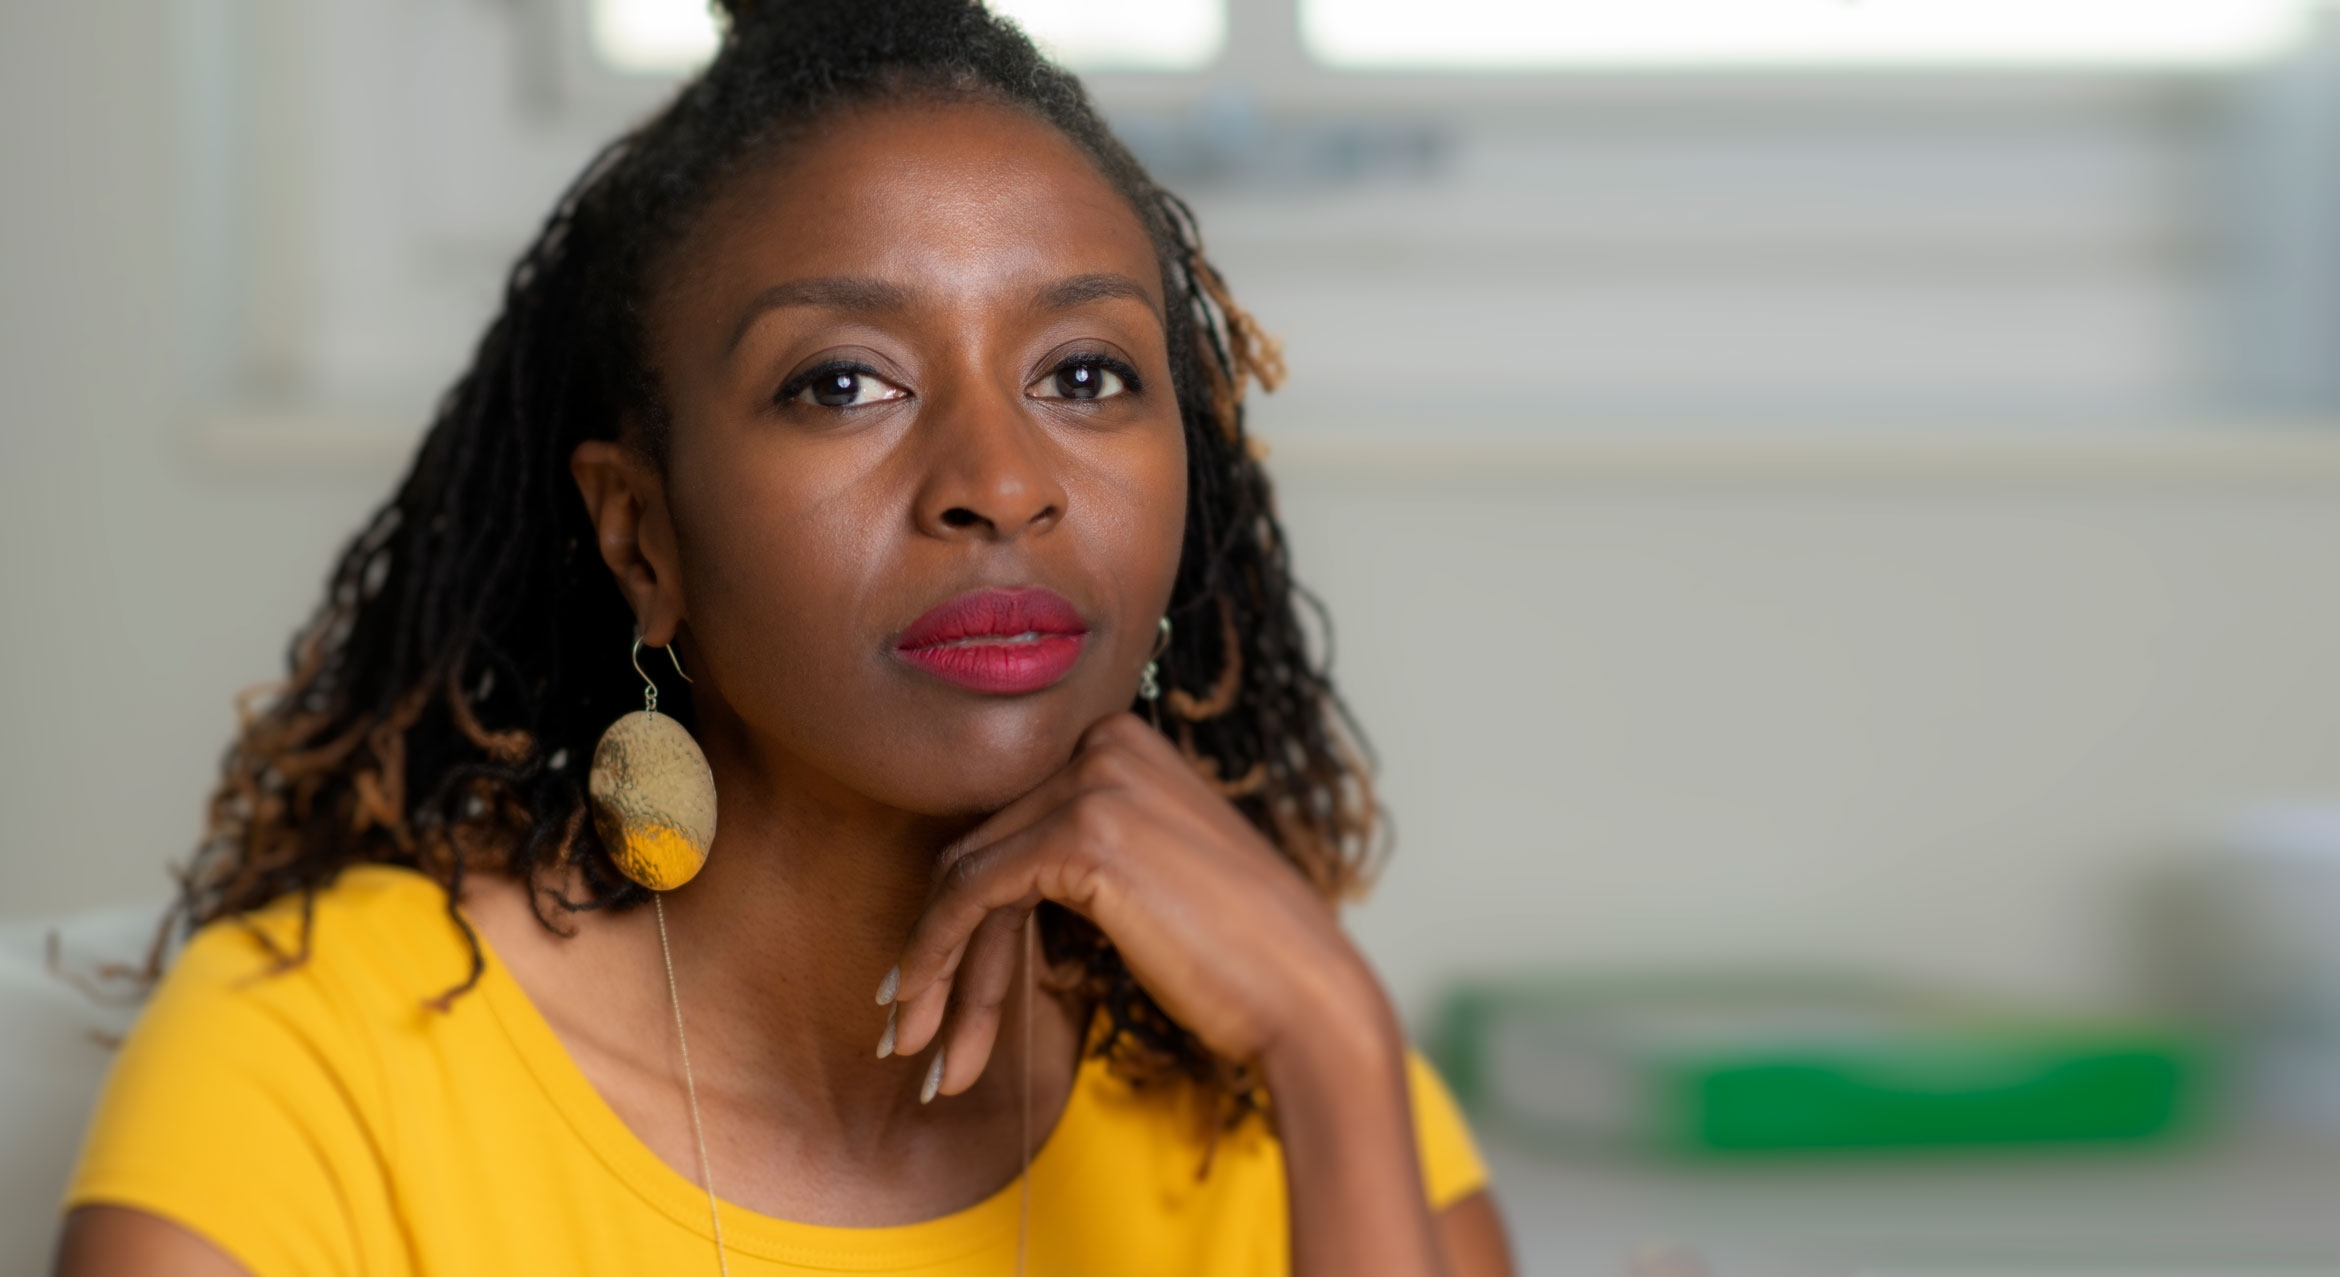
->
[[0, 902, 164, 1273]]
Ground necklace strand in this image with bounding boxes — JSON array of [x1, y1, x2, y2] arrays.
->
[[654, 894, 731, 1276], [1018, 912, 1034, 1273], [654, 892, 1033, 1276]]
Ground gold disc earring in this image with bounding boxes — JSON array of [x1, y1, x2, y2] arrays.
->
[[588, 634, 718, 892]]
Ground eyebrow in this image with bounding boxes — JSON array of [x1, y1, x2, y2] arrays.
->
[[1034, 272, 1161, 317], [726, 276, 914, 354], [725, 271, 1163, 356]]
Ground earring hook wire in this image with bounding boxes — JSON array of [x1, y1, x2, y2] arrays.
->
[[630, 634, 693, 686], [632, 633, 693, 715]]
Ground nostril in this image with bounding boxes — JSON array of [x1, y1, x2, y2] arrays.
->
[[940, 507, 982, 529]]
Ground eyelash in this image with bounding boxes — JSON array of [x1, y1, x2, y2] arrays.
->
[[774, 354, 1145, 408], [775, 359, 887, 408], [1050, 353, 1143, 398]]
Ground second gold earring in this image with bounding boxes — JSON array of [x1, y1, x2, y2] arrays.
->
[[1137, 615, 1171, 702]]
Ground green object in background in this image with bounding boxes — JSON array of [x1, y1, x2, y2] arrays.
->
[[1429, 974, 2207, 1154]]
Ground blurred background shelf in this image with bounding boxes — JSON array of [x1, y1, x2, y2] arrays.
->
[[1483, 1131, 2340, 1276]]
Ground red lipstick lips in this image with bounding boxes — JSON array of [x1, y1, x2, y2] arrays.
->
[[893, 587, 1089, 695]]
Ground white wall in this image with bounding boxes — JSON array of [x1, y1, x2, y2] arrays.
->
[[1272, 438, 2340, 1018], [0, 0, 392, 918]]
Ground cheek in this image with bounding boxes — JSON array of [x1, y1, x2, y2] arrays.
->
[[1138, 434, 1190, 602], [666, 437, 892, 732], [1071, 418, 1189, 620]]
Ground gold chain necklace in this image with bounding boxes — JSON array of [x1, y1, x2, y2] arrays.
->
[[652, 896, 1034, 1276]]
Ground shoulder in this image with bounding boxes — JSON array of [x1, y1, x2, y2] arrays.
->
[[116, 864, 486, 1127], [137, 864, 491, 1051], [1029, 1046, 1490, 1273], [168, 864, 476, 1000], [1403, 1048, 1493, 1210], [1054, 1046, 1491, 1211], [96, 859, 479, 1091], [62, 866, 476, 1275]]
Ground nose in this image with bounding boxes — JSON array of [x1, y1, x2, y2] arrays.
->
[[911, 381, 1068, 543]]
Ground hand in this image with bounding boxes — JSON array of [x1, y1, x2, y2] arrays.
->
[[881, 711, 1386, 1097]]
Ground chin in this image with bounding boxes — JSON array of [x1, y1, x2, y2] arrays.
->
[[923, 695, 1100, 811], [809, 685, 1107, 817]]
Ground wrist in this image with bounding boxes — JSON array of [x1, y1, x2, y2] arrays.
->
[[1256, 949, 1406, 1099], [1252, 950, 1445, 1277]]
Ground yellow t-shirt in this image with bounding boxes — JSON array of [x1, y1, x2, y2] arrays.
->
[[65, 865, 1488, 1276]]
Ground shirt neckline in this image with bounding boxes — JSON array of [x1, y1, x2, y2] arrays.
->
[[429, 870, 1090, 1271]]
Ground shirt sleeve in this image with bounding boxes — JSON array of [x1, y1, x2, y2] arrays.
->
[[1405, 1048, 1492, 1210], [62, 914, 393, 1277]]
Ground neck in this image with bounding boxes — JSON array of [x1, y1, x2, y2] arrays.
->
[[660, 744, 972, 1133], [638, 694, 1086, 1162]]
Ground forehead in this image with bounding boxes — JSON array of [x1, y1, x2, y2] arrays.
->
[[654, 95, 1164, 325]]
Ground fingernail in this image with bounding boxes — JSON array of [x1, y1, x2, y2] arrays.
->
[[876, 1005, 897, 1059], [876, 965, 899, 1006], [921, 1047, 945, 1104]]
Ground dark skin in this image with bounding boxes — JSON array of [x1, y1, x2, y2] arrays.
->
[[56, 98, 1513, 1276]]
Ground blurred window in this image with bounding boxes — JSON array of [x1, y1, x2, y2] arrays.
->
[[590, 0, 719, 73], [183, 0, 2340, 453], [588, 0, 1227, 75], [1301, 0, 2319, 71]]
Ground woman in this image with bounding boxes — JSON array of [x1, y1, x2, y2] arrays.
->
[[55, 1, 1512, 1273]]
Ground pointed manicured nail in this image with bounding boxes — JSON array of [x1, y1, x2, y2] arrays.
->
[[876, 965, 899, 1006], [921, 1047, 945, 1104], [876, 1004, 897, 1059]]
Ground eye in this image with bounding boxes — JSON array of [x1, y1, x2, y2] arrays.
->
[[1033, 356, 1136, 402], [780, 362, 908, 410]]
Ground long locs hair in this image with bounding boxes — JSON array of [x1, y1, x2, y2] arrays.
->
[[163, 0, 1382, 1127]]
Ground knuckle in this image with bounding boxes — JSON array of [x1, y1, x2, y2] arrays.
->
[[1081, 713, 1136, 749], [961, 982, 1008, 1013], [1086, 713, 1164, 761], [1059, 843, 1114, 907], [1079, 741, 1140, 788], [942, 844, 992, 894], [1068, 794, 1125, 847], [1053, 813, 1120, 897]]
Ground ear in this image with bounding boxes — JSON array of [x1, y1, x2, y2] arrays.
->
[[570, 440, 686, 647]]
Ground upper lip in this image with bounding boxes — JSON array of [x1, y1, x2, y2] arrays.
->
[[893, 586, 1090, 650]]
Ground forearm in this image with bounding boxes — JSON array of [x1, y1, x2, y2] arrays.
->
[[1260, 963, 1446, 1277]]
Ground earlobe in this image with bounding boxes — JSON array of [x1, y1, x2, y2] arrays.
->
[[570, 439, 686, 645]]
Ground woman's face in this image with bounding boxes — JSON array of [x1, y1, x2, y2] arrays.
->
[[627, 97, 1187, 818]]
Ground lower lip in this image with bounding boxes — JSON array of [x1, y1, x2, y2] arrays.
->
[[895, 633, 1086, 695]]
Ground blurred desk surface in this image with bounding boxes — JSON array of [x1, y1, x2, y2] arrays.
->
[[1484, 1129, 2340, 1277]]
